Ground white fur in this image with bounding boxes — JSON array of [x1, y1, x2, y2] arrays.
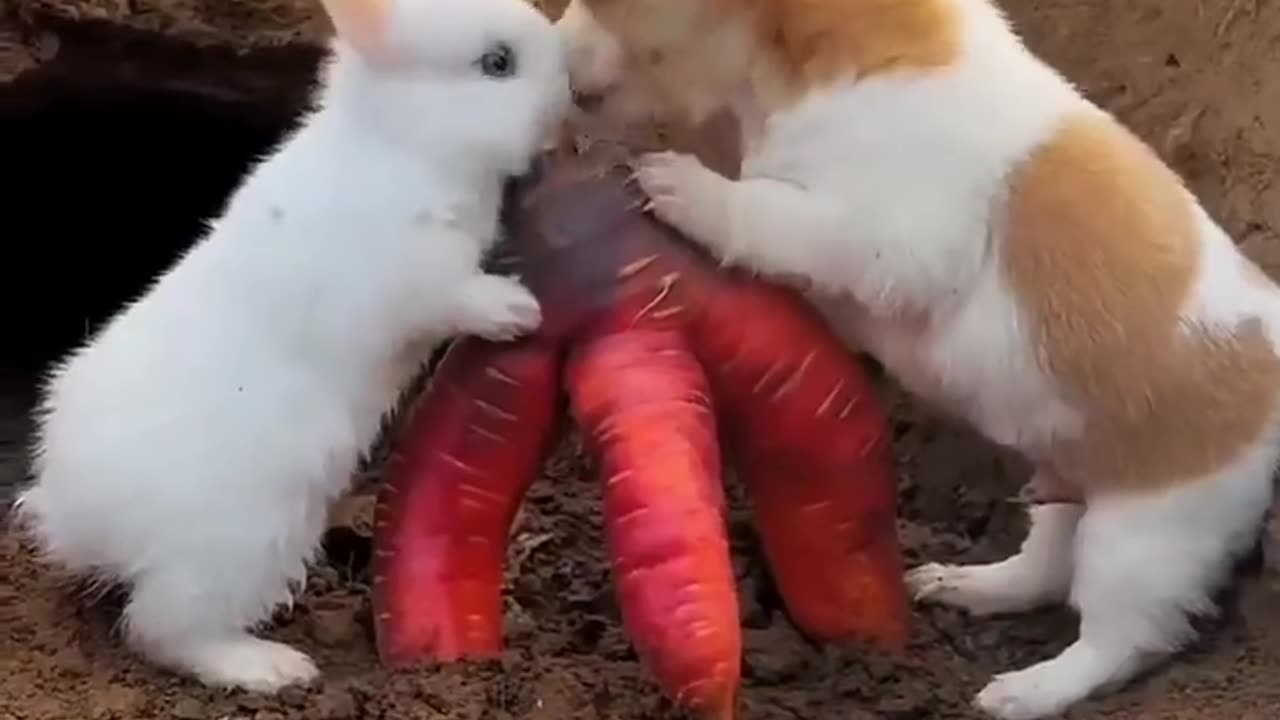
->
[[14, 0, 570, 693], [558, 0, 1280, 716], [558, 0, 624, 96], [918, 440, 1278, 720], [907, 500, 1084, 618]]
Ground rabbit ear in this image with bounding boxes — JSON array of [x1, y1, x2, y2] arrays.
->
[[319, 0, 393, 58]]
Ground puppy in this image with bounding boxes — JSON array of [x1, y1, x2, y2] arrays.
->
[[556, 0, 1280, 718]]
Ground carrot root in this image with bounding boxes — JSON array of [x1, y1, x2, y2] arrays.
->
[[372, 338, 562, 666], [694, 279, 910, 651], [566, 329, 741, 720]]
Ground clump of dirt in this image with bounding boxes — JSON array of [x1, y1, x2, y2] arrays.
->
[[3, 0, 1280, 719]]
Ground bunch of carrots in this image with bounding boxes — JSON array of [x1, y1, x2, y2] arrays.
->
[[370, 140, 909, 719]]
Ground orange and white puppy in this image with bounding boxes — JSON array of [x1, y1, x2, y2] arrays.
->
[[556, 0, 1280, 718]]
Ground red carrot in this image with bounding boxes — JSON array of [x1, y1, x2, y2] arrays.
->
[[372, 337, 562, 665], [566, 329, 741, 720], [371, 143, 908, 716], [692, 278, 909, 651]]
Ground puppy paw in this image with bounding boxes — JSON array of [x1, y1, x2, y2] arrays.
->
[[974, 663, 1080, 720], [905, 562, 949, 595], [633, 151, 729, 248], [186, 637, 319, 693], [906, 560, 1060, 617], [906, 562, 998, 616], [906, 562, 991, 607], [457, 274, 543, 341]]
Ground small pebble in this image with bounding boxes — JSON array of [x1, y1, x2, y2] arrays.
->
[[742, 626, 811, 683], [90, 686, 145, 719], [328, 492, 377, 534], [35, 31, 61, 62], [51, 644, 90, 676], [877, 694, 927, 719], [316, 689, 359, 719], [309, 596, 362, 647], [237, 694, 269, 711], [278, 685, 310, 708], [171, 698, 207, 720]]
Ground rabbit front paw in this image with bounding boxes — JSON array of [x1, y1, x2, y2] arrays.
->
[[455, 274, 543, 342]]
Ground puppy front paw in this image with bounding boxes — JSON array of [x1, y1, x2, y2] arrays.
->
[[456, 274, 543, 342], [633, 151, 730, 250], [906, 562, 1029, 617], [906, 562, 961, 601]]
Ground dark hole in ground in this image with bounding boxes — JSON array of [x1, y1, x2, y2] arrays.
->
[[0, 31, 321, 508], [0, 83, 305, 373]]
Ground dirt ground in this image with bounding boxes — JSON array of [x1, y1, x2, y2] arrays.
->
[[4, 0, 1280, 718]]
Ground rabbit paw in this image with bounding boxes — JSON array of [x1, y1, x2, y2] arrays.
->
[[456, 274, 543, 341], [184, 637, 319, 693]]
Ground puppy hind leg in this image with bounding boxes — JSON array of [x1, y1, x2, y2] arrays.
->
[[973, 459, 1272, 720]]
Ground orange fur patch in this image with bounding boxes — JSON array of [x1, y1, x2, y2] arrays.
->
[[581, 0, 960, 105], [727, 0, 961, 88], [1002, 112, 1280, 492]]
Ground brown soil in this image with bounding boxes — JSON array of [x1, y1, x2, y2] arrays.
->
[[3, 0, 1280, 719], [13, 0, 328, 51]]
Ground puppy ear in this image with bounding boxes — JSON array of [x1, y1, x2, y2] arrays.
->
[[319, 0, 393, 59]]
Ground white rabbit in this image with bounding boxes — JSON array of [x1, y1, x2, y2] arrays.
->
[[14, 0, 570, 693], [557, 0, 1280, 718]]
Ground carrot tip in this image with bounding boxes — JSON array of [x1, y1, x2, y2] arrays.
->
[[379, 649, 504, 668], [370, 338, 560, 672], [377, 636, 506, 667], [687, 688, 737, 720]]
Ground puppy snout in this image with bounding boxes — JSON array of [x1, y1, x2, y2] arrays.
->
[[572, 88, 607, 113]]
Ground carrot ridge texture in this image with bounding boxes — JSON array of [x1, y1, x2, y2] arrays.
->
[[372, 338, 561, 665], [369, 146, 908, 719], [566, 329, 741, 720], [694, 280, 909, 650]]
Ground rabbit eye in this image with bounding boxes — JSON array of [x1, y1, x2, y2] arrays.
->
[[478, 42, 517, 78]]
